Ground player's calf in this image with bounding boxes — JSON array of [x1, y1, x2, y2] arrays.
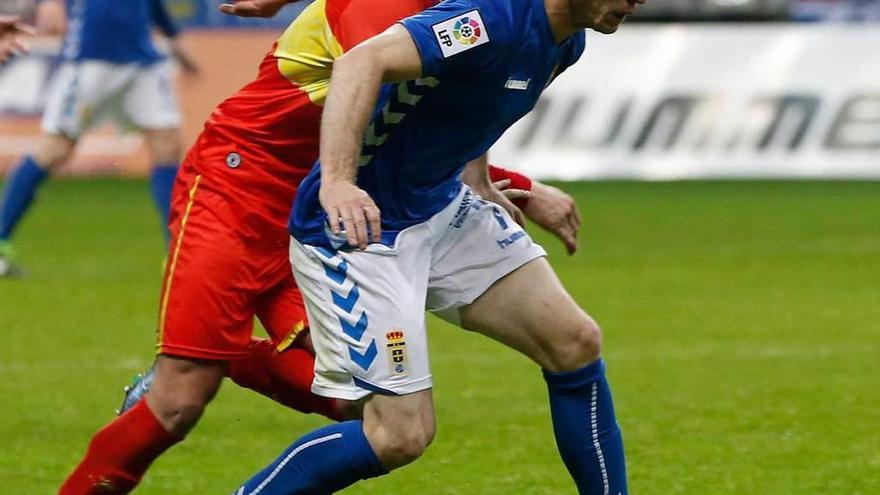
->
[[228, 339, 353, 421], [118, 338, 355, 421]]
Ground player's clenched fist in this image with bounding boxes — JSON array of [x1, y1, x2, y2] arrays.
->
[[219, 0, 294, 18], [320, 181, 381, 250], [0, 16, 35, 64]]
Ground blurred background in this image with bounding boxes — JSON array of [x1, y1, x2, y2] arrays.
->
[[0, 0, 880, 495], [0, 1, 877, 493], [1, 0, 878, 178]]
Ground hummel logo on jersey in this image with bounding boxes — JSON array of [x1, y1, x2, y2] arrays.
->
[[504, 78, 530, 90], [432, 10, 490, 58]]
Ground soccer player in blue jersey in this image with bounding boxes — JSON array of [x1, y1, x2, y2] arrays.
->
[[234, 0, 644, 493], [0, 0, 197, 277]]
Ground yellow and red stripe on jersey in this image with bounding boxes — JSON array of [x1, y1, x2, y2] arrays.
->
[[274, 0, 436, 104]]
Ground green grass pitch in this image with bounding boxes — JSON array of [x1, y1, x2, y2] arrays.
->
[[1, 179, 878, 494]]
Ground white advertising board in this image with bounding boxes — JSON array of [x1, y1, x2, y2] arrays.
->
[[491, 24, 880, 180]]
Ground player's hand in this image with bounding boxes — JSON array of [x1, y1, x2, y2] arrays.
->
[[493, 178, 531, 209], [523, 181, 581, 255], [219, 0, 292, 18], [471, 178, 527, 227], [169, 39, 200, 77], [319, 181, 381, 250], [0, 16, 36, 64]]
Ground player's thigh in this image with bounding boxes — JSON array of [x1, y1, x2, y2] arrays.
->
[[289, 234, 431, 401], [457, 256, 601, 371], [41, 61, 135, 139], [124, 61, 182, 138], [426, 187, 597, 371], [158, 176, 259, 361]]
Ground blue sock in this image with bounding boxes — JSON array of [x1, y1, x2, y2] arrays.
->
[[149, 164, 178, 243], [234, 420, 387, 495], [0, 156, 49, 240], [544, 359, 628, 495]]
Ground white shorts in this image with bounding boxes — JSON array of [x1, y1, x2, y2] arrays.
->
[[41, 60, 181, 138], [290, 185, 546, 400]]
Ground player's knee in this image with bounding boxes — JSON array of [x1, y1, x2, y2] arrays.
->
[[144, 129, 182, 163], [374, 422, 435, 469], [147, 356, 225, 436], [156, 397, 208, 436], [34, 134, 75, 170], [367, 405, 435, 470], [547, 314, 602, 372]]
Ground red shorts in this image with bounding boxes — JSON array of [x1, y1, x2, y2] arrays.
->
[[156, 152, 306, 360]]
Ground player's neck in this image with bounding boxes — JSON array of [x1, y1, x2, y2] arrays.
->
[[544, 0, 578, 43]]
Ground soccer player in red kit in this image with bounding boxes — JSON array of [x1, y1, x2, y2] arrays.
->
[[59, 0, 580, 493]]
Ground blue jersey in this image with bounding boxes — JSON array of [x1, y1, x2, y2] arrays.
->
[[61, 0, 179, 64], [289, 0, 585, 248]]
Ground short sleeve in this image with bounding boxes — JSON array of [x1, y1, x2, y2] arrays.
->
[[398, 0, 510, 79]]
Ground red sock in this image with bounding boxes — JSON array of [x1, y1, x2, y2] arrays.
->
[[229, 338, 344, 421], [59, 400, 181, 494]]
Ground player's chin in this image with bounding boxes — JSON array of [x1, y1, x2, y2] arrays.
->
[[594, 14, 626, 34]]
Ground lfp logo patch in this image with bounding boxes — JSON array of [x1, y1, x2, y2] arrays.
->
[[453, 17, 482, 45], [432, 10, 490, 58]]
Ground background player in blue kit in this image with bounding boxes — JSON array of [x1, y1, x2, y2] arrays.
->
[[0, 0, 197, 277], [234, 0, 645, 494]]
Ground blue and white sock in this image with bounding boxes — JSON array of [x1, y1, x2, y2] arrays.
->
[[544, 359, 628, 495], [233, 420, 387, 495], [149, 163, 178, 243], [0, 155, 49, 240]]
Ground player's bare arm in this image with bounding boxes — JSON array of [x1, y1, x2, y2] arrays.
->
[[0, 16, 36, 64], [35, 0, 66, 36], [219, 0, 296, 18], [461, 155, 527, 227], [168, 38, 200, 76], [318, 24, 423, 249]]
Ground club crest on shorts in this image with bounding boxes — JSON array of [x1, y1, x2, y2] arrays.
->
[[386, 330, 408, 376]]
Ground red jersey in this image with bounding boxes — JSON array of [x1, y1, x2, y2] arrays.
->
[[186, 0, 435, 233]]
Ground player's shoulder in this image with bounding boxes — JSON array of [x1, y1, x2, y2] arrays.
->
[[560, 30, 587, 68], [325, 0, 432, 50]]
